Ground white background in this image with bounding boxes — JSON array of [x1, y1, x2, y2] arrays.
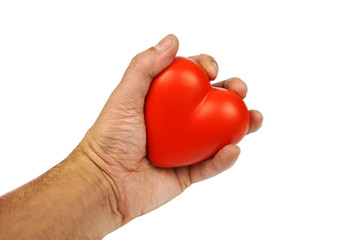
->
[[1, 0, 359, 239]]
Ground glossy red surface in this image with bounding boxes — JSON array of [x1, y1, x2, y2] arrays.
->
[[145, 57, 250, 167]]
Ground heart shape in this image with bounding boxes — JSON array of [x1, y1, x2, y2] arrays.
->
[[145, 57, 250, 167]]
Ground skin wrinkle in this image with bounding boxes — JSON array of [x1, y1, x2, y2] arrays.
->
[[127, 51, 154, 78], [77, 144, 125, 225], [80, 136, 150, 224], [101, 172, 125, 227], [72, 152, 123, 229], [211, 150, 223, 174], [174, 167, 192, 192], [90, 125, 143, 159]]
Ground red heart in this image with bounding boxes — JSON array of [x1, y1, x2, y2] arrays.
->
[[145, 57, 250, 168]]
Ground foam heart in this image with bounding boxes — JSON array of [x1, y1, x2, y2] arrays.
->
[[145, 57, 250, 167]]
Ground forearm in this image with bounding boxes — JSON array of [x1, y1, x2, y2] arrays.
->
[[0, 146, 122, 240]]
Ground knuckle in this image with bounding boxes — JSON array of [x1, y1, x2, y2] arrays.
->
[[227, 77, 244, 87], [199, 54, 216, 63], [128, 48, 156, 77], [129, 54, 143, 71], [210, 157, 221, 173], [231, 77, 242, 81]]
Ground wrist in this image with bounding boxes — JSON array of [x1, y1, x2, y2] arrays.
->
[[78, 130, 138, 225], [73, 145, 124, 232]]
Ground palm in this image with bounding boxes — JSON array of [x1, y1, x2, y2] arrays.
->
[[113, 156, 189, 222], [89, 94, 191, 222]]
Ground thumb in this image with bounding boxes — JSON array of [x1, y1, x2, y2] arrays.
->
[[119, 34, 179, 99]]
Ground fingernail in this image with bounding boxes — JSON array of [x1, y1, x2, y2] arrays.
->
[[155, 34, 173, 53], [211, 61, 219, 74]]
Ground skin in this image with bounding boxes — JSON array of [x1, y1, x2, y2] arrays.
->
[[0, 34, 263, 240]]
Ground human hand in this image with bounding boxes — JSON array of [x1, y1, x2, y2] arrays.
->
[[79, 34, 263, 226]]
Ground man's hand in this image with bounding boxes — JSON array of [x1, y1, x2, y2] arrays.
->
[[0, 34, 262, 239], [79, 34, 263, 225]]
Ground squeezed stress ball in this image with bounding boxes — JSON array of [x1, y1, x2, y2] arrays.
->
[[145, 57, 250, 168]]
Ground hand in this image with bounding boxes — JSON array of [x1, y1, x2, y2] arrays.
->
[[79, 34, 263, 226]]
